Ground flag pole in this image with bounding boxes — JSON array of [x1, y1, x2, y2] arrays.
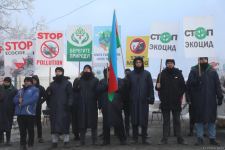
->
[[159, 59, 163, 83], [78, 61, 81, 77], [49, 67, 51, 85], [19, 75, 21, 89], [119, 47, 126, 71], [198, 58, 201, 77], [106, 63, 109, 84]]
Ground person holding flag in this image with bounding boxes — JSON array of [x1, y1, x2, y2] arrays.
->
[[97, 68, 126, 145], [96, 11, 127, 146], [127, 56, 155, 144]]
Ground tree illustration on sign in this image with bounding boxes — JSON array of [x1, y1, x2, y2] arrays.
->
[[99, 30, 111, 51], [71, 27, 89, 45], [43, 43, 57, 58]]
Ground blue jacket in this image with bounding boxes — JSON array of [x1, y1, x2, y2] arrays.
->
[[13, 85, 39, 116]]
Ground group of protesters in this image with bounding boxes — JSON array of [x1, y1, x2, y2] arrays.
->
[[0, 56, 224, 150]]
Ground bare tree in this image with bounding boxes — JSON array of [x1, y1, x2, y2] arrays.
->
[[0, 0, 47, 40]]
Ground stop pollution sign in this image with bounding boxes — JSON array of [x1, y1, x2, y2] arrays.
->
[[4, 39, 35, 77], [35, 32, 64, 67], [41, 41, 59, 59]]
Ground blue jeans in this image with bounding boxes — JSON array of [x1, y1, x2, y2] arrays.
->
[[195, 123, 216, 139]]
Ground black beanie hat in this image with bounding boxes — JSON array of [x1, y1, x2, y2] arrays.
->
[[199, 57, 208, 61], [24, 77, 33, 83], [83, 65, 92, 72], [55, 67, 64, 74], [4, 77, 12, 83], [133, 56, 144, 65], [165, 59, 175, 65]]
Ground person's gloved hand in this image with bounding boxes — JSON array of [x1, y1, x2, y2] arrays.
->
[[147, 97, 154, 105], [218, 97, 224, 106], [197, 76, 203, 85], [65, 105, 73, 112]]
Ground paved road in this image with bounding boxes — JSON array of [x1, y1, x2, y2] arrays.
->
[[0, 117, 225, 150]]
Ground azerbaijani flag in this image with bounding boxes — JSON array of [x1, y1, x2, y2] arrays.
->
[[108, 11, 121, 102]]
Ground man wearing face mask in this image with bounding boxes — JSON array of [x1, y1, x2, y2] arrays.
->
[[155, 59, 186, 145], [32, 75, 46, 143], [0, 77, 17, 146], [123, 69, 131, 137], [46, 67, 73, 149], [73, 65, 99, 146], [127, 57, 154, 144], [13, 77, 39, 150], [97, 68, 126, 145], [186, 57, 224, 146]]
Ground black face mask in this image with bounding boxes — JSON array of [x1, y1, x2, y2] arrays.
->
[[54, 75, 64, 82], [200, 63, 208, 71], [166, 67, 175, 73], [134, 65, 144, 73], [4, 85, 10, 89], [82, 72, 93, 80]]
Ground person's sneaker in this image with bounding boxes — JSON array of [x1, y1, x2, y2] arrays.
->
[[63, 142, 70, 149], [159, 138, 168, 145], [131, 138, 138, 144], [195, 138, 204, 146], [28, 144, 34, 148], [98, 133, 103, 137], [120, 140, 127, 145], [177, 137, 187, 145], [51, 143, 58, 149], [74, 136, 80, 141], [76, 141, 85, 147], [101, 141, 110, 146], [142, 139, 150, 145], [5, 141, 12, 146], [188, 132, 194, 136], [209, 139, 220, 146], [38, 138, 44, 143], [20, 145, 27, 150]]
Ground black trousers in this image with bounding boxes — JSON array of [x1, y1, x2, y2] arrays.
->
[[80, 128, 97, 144], [103, 125, 126, 143], [17, 116, 35, 146], [162, 110, 182, 139], [35, 115, 42, 138], [132, 125, 147, 141], [189, 105, 195, 134], [0, 130, 11, 143], [123, 105, 130, 135], [72, 108, 79, 137]]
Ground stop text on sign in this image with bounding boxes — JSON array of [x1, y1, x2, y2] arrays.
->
[[37, 32, 63, 40], [5, 41, 33, 51]]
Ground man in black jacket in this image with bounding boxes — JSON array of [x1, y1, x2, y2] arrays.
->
[[0, 77, 17, 146], [127, 57, 155, 144], [46, 67, 73, 149], [123, 68, 131, 137], [73, 65, 99, 146], [156, 59, 186, 145], [32, 75, 46, 143], [186, 57, 223, 146], [97, 68, 126, 145]]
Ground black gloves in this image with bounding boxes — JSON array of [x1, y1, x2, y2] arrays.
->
[[197, 76, 203, 85], [147, 97, 155, 105], [218, 97, 224, 106], [65, 105, 73, 112]]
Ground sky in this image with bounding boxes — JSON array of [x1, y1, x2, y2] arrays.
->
[[15, 0, 225, 78]]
